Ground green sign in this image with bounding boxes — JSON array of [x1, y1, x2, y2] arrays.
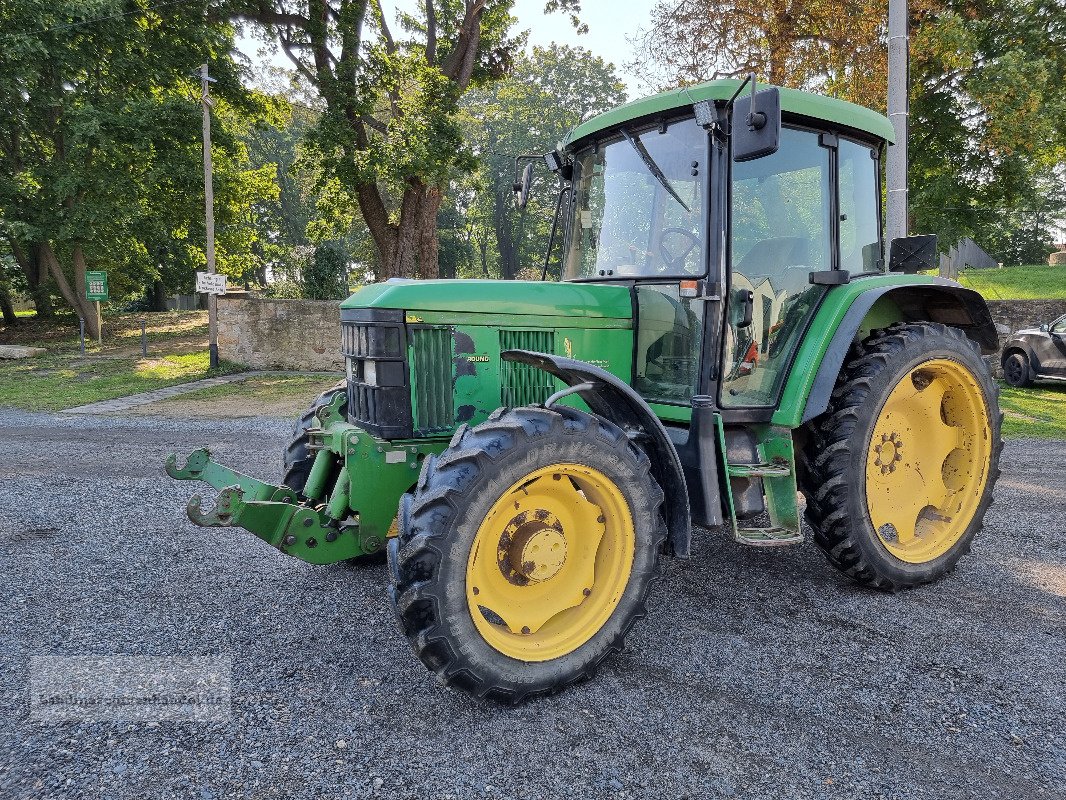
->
[[85, 271, 108, 301]]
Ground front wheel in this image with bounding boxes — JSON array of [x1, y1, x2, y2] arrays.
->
[[801, 323, 1001, 590], [388, 405, 665, 703]]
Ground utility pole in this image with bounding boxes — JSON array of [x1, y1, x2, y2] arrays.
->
[[886, 0, 909, 247], [200, 63, 219, 369]]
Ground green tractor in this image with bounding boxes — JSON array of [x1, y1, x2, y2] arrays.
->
[[167, 78, 1001, 703]]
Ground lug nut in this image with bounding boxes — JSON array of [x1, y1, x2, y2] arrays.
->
[[283, 535, 297, 546]]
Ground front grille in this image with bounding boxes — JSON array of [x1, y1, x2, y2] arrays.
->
[[500, 330, 555, 407], [410, 327, 454, 434], [341, 309, 412, 439]]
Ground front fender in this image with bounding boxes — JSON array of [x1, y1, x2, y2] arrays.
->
[[501, 349, 692, 557]]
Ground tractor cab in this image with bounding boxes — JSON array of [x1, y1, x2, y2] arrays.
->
[[549, 79, 892, 415]]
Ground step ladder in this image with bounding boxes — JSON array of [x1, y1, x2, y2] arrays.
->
[[714, 415, 804, 547]]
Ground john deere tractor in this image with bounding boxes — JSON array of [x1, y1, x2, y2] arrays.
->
[[167, 78, 1001, 703]]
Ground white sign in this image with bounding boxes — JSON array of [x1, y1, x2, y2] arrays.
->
[[196, 272, 227, 295]]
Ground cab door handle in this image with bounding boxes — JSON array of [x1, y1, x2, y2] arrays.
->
[[735, 289, 754, 328]]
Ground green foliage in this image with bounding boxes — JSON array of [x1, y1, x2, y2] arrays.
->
[[303, 241, 349, 300], [908, 0, 1066, 254], [454, 44, 627, 279], [0, 1, 277, 323]]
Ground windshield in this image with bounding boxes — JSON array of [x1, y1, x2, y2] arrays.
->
[[561, 117, 706, 280]]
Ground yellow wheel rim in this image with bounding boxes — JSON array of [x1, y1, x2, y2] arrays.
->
[[865, 358, 992, 564], [466, 463, 636, 662]]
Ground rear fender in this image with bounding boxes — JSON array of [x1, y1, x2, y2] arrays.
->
[[501, 349, 692, 557], [800, 281, 999, 425]]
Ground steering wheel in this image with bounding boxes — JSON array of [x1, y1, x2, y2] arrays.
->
[[659, 228, 701, 272]]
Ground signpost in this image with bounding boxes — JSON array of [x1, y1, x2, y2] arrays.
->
[[195, 272, 227, 296], [200, 63, 220, 369], [85, 270, 108, 346]]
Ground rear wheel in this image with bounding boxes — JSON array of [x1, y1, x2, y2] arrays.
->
[[1003, 351, 1032, 387], [388, 405, 665, 703], [801, 323, 1001, 590]]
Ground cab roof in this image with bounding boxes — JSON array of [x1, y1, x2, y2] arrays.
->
[[562, 79, 895, 150]]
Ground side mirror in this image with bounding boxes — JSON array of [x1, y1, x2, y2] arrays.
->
[[732, 87, 781, 162], [1040, 323, 1050, 332], [888, 234, 938, 274], [513, 162, 533, 210]]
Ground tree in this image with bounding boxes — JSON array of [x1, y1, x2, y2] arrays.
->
[[628, 0, 886, 107], [0, 2, 275, 334], [628, 0, 1066, 256], [907, 0, 1066, 252], [303, 240, 349, 298], [459, 44, 626, 279], [229, 1, 587, 280]]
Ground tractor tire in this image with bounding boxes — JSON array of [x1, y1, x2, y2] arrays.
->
[[388, 405, 665, 703], [800, 322, 1001, 590], [1002, 351, 1032, 388], [282, 381, 347, 496]]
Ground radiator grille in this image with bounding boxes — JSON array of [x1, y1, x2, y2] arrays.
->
[[410, 327, 454, 434], [341, 319, 411, 439], [500, 330, 555, 407]]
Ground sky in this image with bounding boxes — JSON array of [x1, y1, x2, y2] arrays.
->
[[235, 1, 652, 98]]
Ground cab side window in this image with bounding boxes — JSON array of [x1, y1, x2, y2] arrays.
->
[[838, 139, 882, 274]]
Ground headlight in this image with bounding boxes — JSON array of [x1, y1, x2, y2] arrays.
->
[[362, 359, 377, 386]]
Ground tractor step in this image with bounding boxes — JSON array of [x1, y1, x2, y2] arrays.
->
[[734, 526, 804, 547], [714, 416, 804, 547], [726, 461, 791, 478]]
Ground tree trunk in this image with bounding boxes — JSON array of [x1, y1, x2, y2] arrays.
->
[[9, 241, 54, 318], [149, 279, 168, 312], [40, 242, 100, 340], [382, 182, 443, 279], [0, 282, 16, 325], [493, 189, 520, 280]]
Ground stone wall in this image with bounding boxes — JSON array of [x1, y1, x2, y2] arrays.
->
[[987, 299, 1066, 337], [217, 297, 344, 371]]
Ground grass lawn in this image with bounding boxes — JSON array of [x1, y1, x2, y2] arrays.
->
[[955, 264, 1066, 300], [0, 310, 243, 411], [999, 383, 1066, 439]]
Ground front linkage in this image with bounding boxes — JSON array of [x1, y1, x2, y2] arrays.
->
[[166, 391, 441, 564]]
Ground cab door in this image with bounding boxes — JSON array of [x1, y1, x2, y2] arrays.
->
[[720, 129, 881, 408]]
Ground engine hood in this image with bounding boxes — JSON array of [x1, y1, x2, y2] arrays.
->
[[341, 279, 634, 320]]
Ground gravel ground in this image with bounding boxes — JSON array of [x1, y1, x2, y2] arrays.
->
[[0, 407, 1063, 799]]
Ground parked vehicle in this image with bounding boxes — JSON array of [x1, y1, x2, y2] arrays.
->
[[1002, 314, 1066, 387]]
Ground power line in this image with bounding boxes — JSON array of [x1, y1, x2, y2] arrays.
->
[[1, 0, 203, 39]]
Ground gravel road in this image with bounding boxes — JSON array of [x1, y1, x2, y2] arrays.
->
[[0, 407, 1063, 799]]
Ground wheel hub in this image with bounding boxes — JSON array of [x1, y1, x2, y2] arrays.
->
[[873, 431, 904, 474], [509, 525, 567, 582], [497, 510, 569, 585]]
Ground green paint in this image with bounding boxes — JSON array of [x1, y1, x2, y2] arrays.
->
[[343, 279, 634, 320], [857, 295, 903, 340], [754, 426, 801, 535], [564, 79, 895, 149], [772, 273, 938, 428]]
